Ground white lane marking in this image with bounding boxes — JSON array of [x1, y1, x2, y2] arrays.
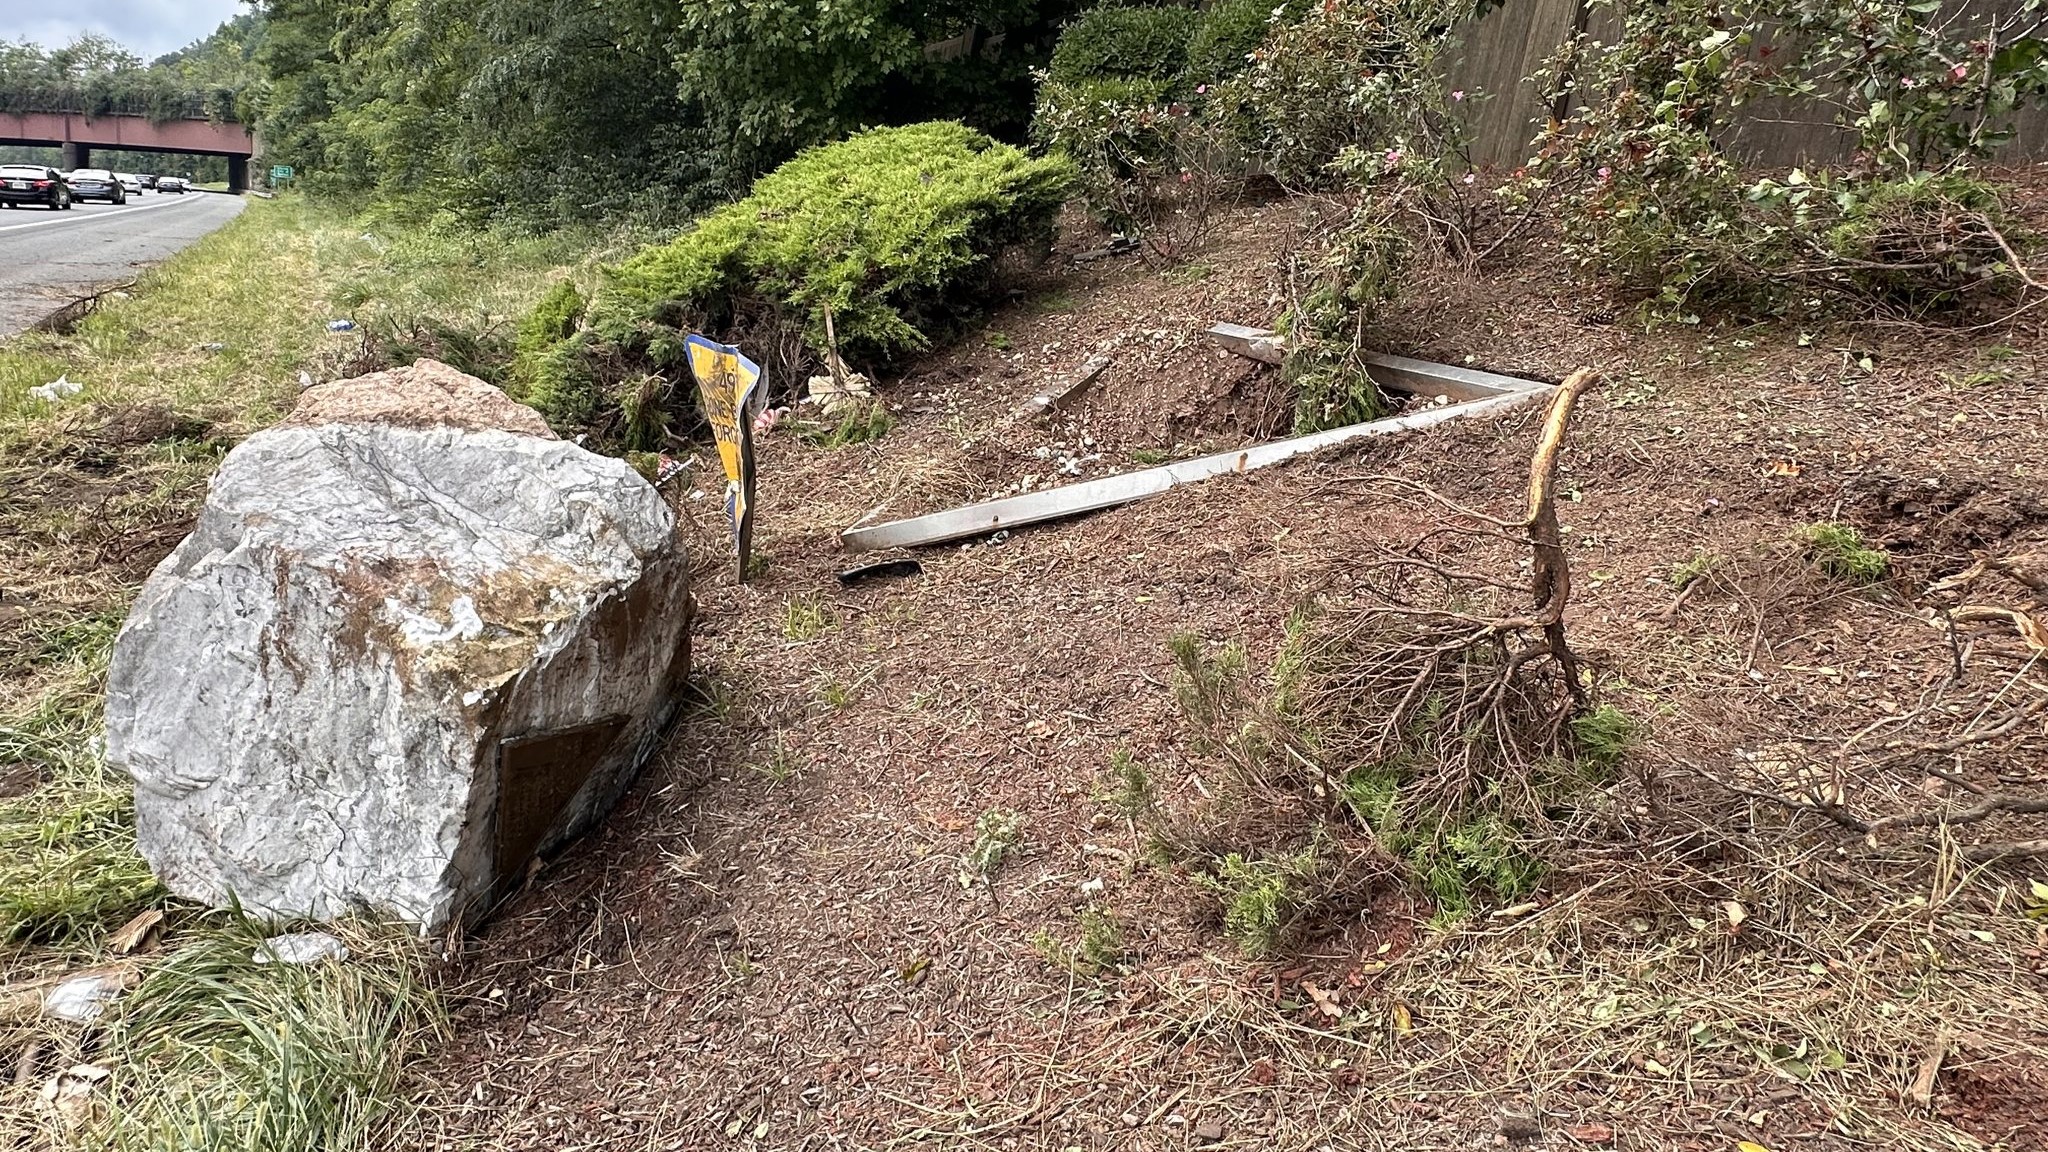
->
[[0, 193, 216, 235]]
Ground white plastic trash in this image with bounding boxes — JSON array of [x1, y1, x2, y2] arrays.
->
[[253, 932, 350, 965], [28, 376, 82, 404], [44, 974, 125, 1023]]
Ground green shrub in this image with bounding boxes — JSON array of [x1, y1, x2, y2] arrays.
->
[[1196, 849, 1321, 956], [964, 809, 1027, 879], [1048, 6, 1203, 86], [1424, 813, 1545, 920], [1032, 75, 1230, 239], [1569, 703, 1639, 777], [1031, 906, 1126, 975], [511, 279, 585, 392], [1101, 747, 1156, 819], [1209, 0, 1451, 190], [520, 330, 608, 437], [1181, 0, 1294, 88], [599, 122, 1070, 358], [797, 402, 896, 449], [1802, 522, 1890, 584], [537, 123, 1069, 448], [1033, 4, 1246, 244]]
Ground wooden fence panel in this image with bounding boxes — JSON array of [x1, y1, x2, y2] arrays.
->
[[1450, 0, 1584, 166]]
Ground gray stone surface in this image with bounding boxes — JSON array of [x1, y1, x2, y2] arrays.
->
[[106, 360, 691, 931]]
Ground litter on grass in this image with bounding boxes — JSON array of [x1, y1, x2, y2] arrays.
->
[[44, 973, 128, 1023], [28, 376, 81, 404]]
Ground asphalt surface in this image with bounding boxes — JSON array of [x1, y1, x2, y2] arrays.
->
[[0, 191, 247, 336]]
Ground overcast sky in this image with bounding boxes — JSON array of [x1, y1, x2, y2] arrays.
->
[[2, 1, 247, 62]]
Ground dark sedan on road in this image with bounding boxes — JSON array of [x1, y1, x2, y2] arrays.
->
[[0, 166, 72, 210], [65, 168, 126, 205], [158, 177, 188, 194]]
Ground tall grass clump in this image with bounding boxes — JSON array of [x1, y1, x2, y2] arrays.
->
[[95, 916, 445, 1152]]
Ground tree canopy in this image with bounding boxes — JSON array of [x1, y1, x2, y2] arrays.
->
[[249, 0, 1085, 226], [0, 21, 258, 123]]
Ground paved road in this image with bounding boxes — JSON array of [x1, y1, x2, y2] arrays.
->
[[0, 192, 247, 336]]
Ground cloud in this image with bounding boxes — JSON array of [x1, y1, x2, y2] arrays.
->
[[1, 1, 247, 62]]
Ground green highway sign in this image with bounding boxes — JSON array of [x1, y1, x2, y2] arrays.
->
[[270, 165, 294, 181]]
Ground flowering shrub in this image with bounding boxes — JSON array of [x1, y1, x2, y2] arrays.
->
[[1209, 0, 1441, 190], [1529, 0, 2048, 318], [1032, 80, 1237, 257]]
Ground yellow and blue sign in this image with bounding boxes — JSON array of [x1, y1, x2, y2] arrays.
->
[[685, 334, 763, 582]]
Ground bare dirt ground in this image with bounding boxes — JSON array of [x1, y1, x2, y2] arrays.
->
[[405, 196, 2048, 1151]]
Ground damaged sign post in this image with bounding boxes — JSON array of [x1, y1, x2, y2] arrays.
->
[[686, 335, 764, 582]]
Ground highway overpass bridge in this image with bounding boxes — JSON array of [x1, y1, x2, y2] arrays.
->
[[0, 110, 255, 191]]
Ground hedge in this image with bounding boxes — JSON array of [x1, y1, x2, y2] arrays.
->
[[526, 121, 1072, 449]]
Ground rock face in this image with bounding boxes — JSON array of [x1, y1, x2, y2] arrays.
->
[[106, 360, 692, 931]]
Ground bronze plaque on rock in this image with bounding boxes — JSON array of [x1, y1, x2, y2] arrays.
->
[[494, 716, 627, 886]]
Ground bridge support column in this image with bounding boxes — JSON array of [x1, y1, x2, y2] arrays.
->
[[60, 142, 89, 171], [227, 155, 248, 194]]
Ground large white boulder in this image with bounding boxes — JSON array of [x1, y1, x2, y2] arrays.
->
[[106, 360, 693, 931]]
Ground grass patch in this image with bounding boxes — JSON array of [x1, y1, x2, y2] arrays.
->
[[0, 193, 584, 1147], [1030, 289, 1078, 314], [1802, 522, 1889, 584], [0, 619, 159, 944], [780, 594, 833, 640], [94, 916, 444, 1152], [747, 741, 804, 786], [816, 677, 853, 710]]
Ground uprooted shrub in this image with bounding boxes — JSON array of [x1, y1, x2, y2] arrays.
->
[[1280, 202, 1406, 430], [1140, 616, 1624, 951], [1132, 378, 1636, 950], [522, 122, 1072, 450], [1526, 0, 2048, 320], [1254, 0, 1499, 431]]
